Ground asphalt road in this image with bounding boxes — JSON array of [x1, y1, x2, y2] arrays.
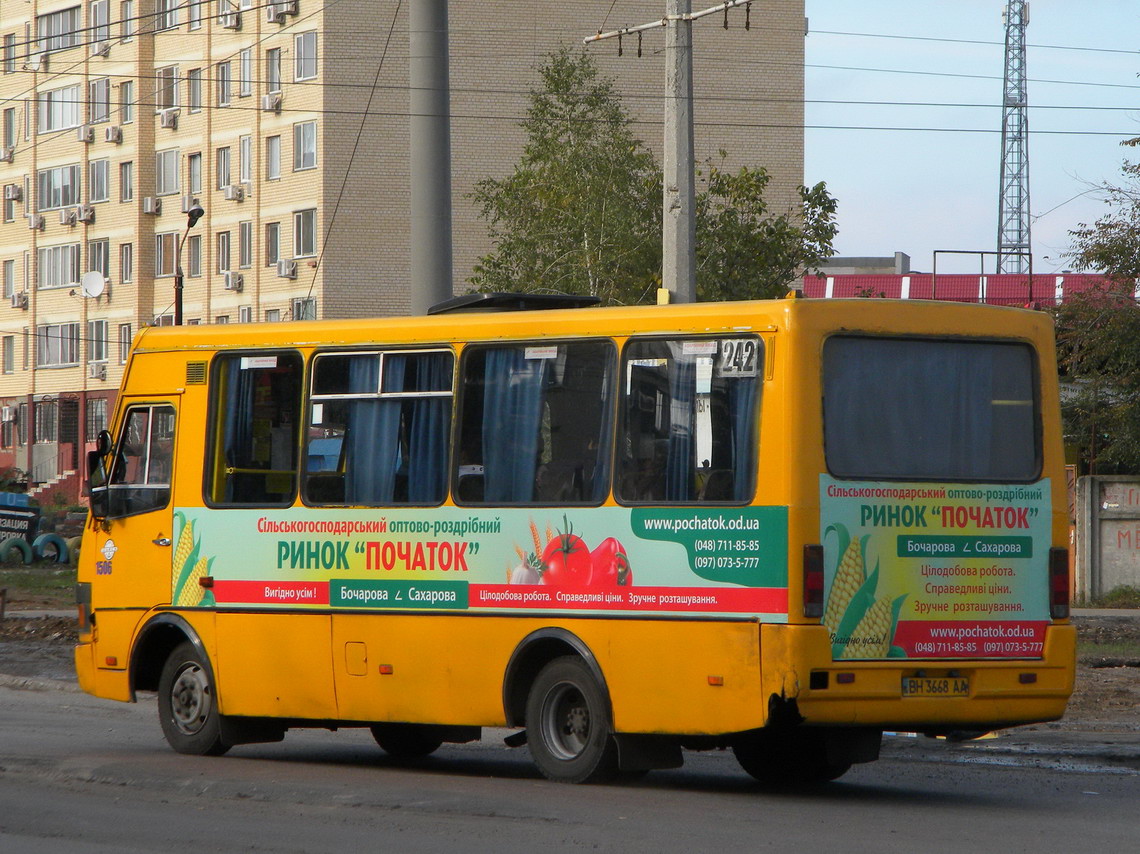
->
[[0, 683, 1136, 853]]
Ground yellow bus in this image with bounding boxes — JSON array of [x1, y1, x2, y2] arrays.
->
[[75, 294, 1075, 784]]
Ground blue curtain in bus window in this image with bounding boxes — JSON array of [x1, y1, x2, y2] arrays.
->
[[345, 357, 402, 504], [222, 360, 255, 502], [406, 354, 450, 503], [728, 376, 758, 500], [483, 348, 548, 502], [665, 354, 695, 501]]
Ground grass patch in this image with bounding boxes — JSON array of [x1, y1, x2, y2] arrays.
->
[[0, 565, 76, 597], [1078, 585, 1140, 609], [1077, 639, 1140, 660]]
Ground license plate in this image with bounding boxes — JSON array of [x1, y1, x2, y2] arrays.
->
[[901, 676, 970, 698]]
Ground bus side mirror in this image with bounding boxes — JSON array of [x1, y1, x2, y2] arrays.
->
[[87, 429, 113, 519]]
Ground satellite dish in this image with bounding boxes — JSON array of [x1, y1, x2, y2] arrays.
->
[[80, 271, 105, 298]]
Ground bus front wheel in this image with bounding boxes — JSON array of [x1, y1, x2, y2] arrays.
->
[[157, 641, 230, 756], [525, 656, 618, 784]]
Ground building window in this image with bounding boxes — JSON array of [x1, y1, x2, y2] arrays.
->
[[239, 221, 252, 268], [216, 316, 229, 324], [155, 232, 177, 277], [118, 322, 131, 363], [265, 308, 281, 323], [216, 61, 231, 107], [266, 48, 281, 93], [90, 1, 110, 43], [87, 319, 108, 363], [239, 135, 251, 183], [156, 66, 178, 111], [294, 209, 316, 257], [38, 244, 81, 288], [35, 401, 58, 442], [89, 78, 111, 123], [155, 149, 179, 195], [120, 1, 134, 40], [292, 298, 316, 320], [89, 159, 109, 203], [156, 0, 179, 31], [119, 161, 133, 202], [187, 234, 202, 277], [88, 238, 109, 277], [120, 242, 133, 282], [37, 7, 82, 54], [239, 305, 251, 323], [120, 80, 134, 123], [86, 397, 108, 441], [2, 336, 14, 374], [187, 68, 202, 113], [38, 85, 82, 133], [37, 165, 81, 210], [216, 146, 231, 189], [3, 106, 16, 149], [239, 48, 252, 96], [35, 324, 80, 368], [188, 152, 202, 194], [3, 34, 15, 74], [295, 31, 317, 81], [2, 259, 14, 297], [265, 222, 280, 265], [216, 231, 231, 273], [266, 136, 280, 180], [293, 121, 317, 171], [188, 0, 201, 29]]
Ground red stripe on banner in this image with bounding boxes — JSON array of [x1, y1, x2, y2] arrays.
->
[[893, 619, 1049, 658], [212, 580, 329, 606], [469, 584, 787, 614]]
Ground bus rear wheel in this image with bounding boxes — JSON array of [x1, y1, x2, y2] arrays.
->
[[732, 729, 850, 786], [157, 641, 230, 756], [526, 656, 618, 784], [370, 723, 444, 759]]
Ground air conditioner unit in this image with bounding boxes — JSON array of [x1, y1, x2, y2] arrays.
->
[[10, 292, 27, 309], [223, 271, 244, 292], [87, 363, 107, 380], [220, 10, 241, 29], [27, 213, 43, 230], [266, 2, 286, 24], [91, 41, 110, 57], [159, 109, 178, 129], [260, 93, 282, 113], [76, 204, 95, 223], [142, 196, 161, 215], [0, 147, 14, 163], [280, 0, 298, 14], [77, 125, 94, 143], [180, 193, 196, 213], [223, 184, 244, 202], [3, 184, 21, 201], [104, 125, 122, 144], [60, 207, 78, 226], [0, 406, 13, 422], [276, 258, 297, 279]]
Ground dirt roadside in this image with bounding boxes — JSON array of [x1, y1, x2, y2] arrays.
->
[[1, 612, 1136, 733]]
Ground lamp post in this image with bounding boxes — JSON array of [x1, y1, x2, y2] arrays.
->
[[174, 200, 204, 325]]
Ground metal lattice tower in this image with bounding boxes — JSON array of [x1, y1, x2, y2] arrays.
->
[[997, 2, 1031, 274]]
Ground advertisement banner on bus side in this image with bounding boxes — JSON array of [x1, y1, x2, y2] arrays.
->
[[167, 506, 790, 620], [820, 476, 1052, 660]]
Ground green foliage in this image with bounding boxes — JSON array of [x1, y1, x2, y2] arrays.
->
[[1067, 142, 1140, 280], [470, 49, 838, 305]]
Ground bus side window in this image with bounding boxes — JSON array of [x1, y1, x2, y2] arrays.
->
[[455, 341, 615, 505], [303, 349, 453, 506], [207, 352, 303, 506], [617, 337, 761, 504]]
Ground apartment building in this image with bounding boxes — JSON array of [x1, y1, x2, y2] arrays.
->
[[0, 0, 805, 500]]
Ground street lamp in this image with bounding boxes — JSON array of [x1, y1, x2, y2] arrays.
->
[[174, 200, 204, 325]]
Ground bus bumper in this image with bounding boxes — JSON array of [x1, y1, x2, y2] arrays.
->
[[761, 623, 1077, 732], [74, 641, 132, 702]]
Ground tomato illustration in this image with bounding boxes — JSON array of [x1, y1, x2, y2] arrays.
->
[[540, 527, 591, 586], [589, 537, 632, 587]]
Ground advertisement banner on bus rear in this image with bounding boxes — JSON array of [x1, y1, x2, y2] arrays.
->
[[166, 506, 790, 620], [820, 476, 1052, 660]]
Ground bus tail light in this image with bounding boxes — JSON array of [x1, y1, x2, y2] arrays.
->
[[1049, 547, 1069, 619], [803, 544, 824, 618]]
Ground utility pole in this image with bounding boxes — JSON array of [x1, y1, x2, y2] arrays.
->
[[997, 2, 1031, 275], [409, 0, 454, 314], [586, 1, 754, 304]]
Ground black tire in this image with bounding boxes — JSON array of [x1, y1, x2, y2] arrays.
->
[[732, 729, 850, 786], [525, 656, 618, 784], [370, 723, 444, 759], [157, 641, 230, 756]]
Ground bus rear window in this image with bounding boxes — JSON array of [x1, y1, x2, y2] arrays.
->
[[822, 336, 1039, 481]]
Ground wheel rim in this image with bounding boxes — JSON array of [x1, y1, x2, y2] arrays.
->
[[169, 662, 212, 736], [540, 681, 590, 761]]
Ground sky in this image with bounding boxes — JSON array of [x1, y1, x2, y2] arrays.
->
[[803, 1, 1140, 273]]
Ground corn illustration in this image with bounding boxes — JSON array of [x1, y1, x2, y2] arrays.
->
[[171, 514, 195, 596], [823, 535, 864, 638], [176, 556, 209, 607], [839, 595, 894, 660]]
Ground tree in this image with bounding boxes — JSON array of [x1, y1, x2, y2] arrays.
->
[[1066, 139, 1140, 279], [470, 49, 838, 305]]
